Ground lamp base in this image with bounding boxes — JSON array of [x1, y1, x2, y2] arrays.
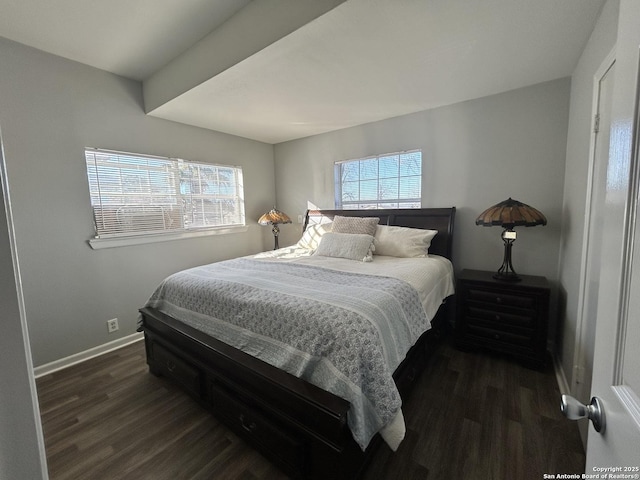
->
[[493, 272, 521, 282], [494, 228, 521, 282]]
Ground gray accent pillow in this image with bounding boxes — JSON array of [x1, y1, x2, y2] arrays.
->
[[313, 232, 375, 262], [331, 215, 380, 236]]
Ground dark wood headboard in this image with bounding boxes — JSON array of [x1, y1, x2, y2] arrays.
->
[[303, 207, 456, 261]]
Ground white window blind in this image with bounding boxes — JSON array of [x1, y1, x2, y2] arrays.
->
[[334, 150, 422, 209], [85, 149, 245, 238]]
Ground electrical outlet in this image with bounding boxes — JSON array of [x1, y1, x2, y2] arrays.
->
[[297, 215, 303, 224], [107, 318, 119, 333]]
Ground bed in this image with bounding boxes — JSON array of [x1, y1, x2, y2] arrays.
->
[[139, 207, 456, 479]]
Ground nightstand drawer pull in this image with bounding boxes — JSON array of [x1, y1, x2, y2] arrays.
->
[[495, 314, 501, 321], [496, 297, 502, 303], [240, 414, 257, 433]]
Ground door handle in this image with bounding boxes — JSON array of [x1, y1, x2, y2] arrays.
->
[[560, 394, 605, 433]]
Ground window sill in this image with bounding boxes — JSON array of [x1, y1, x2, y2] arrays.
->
[[88, 226, 250, 250]]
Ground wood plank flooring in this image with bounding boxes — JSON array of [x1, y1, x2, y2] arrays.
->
[[36, 338, 585, 479]]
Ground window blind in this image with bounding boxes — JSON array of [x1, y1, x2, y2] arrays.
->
[[85, 149, 245, 238], [334, 149, 422, 209]]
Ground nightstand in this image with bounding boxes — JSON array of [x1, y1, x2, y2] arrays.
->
[[455, 269, 550, 367]]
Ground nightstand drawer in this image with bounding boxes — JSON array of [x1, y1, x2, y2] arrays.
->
[[466, 306, 535, 329], [467, 288, 535, 309], [466, 323, 535, 347]]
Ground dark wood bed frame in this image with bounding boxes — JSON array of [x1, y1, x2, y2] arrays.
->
[[139, 207, 456, 479]]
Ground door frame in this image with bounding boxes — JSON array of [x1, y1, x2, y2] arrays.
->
[[0, 125, 49, 478], [571, 47, 616, 444]]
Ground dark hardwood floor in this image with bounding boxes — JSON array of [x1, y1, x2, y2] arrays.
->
[[36, 337, 585, 479]]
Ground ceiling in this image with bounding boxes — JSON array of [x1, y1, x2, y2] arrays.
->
[[0, 0, 606, 144]]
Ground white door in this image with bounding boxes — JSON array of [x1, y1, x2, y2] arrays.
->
[[583, 0, 640, 471]]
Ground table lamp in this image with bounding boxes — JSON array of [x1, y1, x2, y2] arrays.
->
[[258, 207, 292, 250], [475, 197, 547, 282]]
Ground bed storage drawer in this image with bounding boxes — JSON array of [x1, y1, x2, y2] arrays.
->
[[148, 341, 202, 397], [209, 380, 306, 477]]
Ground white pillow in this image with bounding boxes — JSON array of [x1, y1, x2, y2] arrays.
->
[[313, 232, 375, 262], [374, 225, 438, 257], [296, 222, 332, 250]]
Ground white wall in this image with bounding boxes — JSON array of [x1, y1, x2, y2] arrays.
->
[[274, 79, 570, 287], [557, 0, 619, 418], [0, 38, 276, 366]]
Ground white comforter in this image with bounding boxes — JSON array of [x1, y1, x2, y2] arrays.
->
[[255, 248, 455, 326], [253, 248, 455, 450]]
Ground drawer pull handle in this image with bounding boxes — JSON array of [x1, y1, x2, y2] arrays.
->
[[166, 360, 176, 372], [496, 297, 502, 304], [240, 414, 257, 433], [495, 315, 501, 321], [494, 334, 500, 340]]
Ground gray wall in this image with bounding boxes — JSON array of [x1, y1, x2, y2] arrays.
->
[[557, 0, 618, 410], [0, 140, 47, 478], [0, 3, 614, 386], [274, 79, 570, 290], [0, 38, 276, 366]]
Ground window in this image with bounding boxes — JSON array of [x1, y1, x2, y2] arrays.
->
[[85, 148, 245, 239], [334, 150, 422, 209]]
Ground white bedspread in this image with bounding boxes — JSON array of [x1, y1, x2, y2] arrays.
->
[[255, 249, 455, 325], [253, 248, 455, 450]]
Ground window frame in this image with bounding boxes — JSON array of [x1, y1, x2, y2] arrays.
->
[[84, 148, 247, 249], [334, 149, 422, 209]]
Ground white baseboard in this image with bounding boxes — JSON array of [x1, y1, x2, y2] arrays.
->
[[553, 351, 571, 395], [34, 332, 144, 378]]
